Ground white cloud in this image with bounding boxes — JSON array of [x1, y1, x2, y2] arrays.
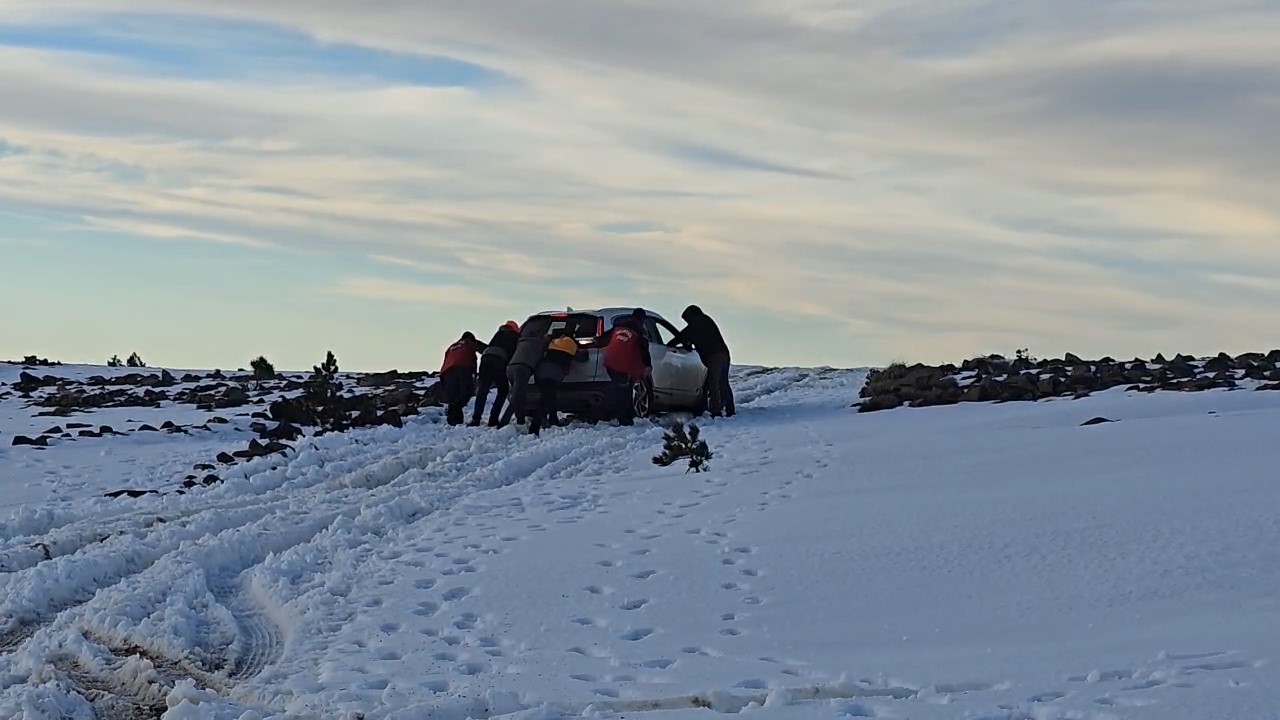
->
[[1, 1, 1279, 365], [335, 277, 506, 308]]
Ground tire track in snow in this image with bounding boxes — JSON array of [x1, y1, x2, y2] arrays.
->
[[0, 413, 671, 711]]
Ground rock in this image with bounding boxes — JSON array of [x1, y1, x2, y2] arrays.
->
[[378, 410, 404, 428], [1063, 352, 1083, 364], [857, 395, 904, 412], [1204, 353, 1236, 373], [1152, 353, 1168, 364], [250, 421, 269, 435], [158, 369, 177, 387], [104, 489, 158, 499], [66, 422, 92, 429], [263, 422, 304, 441], [137, 424, 159, 432], [43, 426, 63, 435], [215, 452, 236, 464], [263, 440, 291, 455], [250, 411, 271, 420], [11, 435, 47, 447], [358, 370, 402, 388], [78, 430, 101, 438], [182, 479, 199, 489], [161, 420, 177, 429], [98, 425, 118, 435], [1081, 417, 1114, 426], [209, 416, 230, 424], [202, 474, 221, 486], [193, 463, 216, 471], [269, 397, 316, 426]]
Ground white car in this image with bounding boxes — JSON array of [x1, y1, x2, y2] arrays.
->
[[519, 307, 708, 420]]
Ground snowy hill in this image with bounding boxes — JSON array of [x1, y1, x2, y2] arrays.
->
[[0, 362, 1277, 719]]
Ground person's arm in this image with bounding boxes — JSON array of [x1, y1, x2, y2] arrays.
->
[[667, 326, 691, 348], [641, 336, 653, 368]]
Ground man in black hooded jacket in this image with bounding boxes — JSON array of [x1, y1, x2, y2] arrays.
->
[[668, 304, 735, 417]]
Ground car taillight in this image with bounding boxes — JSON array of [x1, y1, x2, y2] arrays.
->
[[596, 317, 604, 335]]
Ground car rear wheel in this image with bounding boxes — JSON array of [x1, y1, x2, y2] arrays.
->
[[633, 378, 654, 419]]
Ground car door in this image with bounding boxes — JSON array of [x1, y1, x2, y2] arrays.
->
[[655, 317, 706, 403], [643, 317, 696, 407]]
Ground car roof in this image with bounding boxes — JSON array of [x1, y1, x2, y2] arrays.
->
[[530, 307, 670, 322]]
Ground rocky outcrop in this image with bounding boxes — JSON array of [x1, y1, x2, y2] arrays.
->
[[857, 350, 1280, 413]]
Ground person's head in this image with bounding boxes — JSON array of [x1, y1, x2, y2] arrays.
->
[[552, 328, 570, 339], [461, 331, 476, 341], [682, 304, 703, 322], [631, 308, 646, 320], [504, 320, 520, 333]]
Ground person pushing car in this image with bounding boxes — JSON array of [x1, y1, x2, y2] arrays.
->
[[594, 308, 653, 426], [439, 331, 487, 426], [667, 304, 735, 418], [470, 320, 520, 427]]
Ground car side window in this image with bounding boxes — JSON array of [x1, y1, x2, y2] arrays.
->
[[645, 319, 668, 345]]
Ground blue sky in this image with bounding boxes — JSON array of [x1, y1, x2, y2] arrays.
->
[[1, 2, 1279, 372]]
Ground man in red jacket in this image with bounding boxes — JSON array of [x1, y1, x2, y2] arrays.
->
[[595, 308, 652, 426], [439, 331, 487, 425]]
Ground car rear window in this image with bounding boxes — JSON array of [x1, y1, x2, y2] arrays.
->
[[528, 314, 601, 340]]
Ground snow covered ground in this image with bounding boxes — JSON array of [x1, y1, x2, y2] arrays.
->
[[1, 362, 1278, 719]]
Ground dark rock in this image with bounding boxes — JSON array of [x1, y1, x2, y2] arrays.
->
[[161, 420, 177, 430], [251, 411, 270, 420], [1204, 353, 1236, 373], [43, 426, 63, 435], [209, 416, 230, 424], [1063, 352, 1083, 364], [232, 449, 255, 459], [1081, 417, 1114, 426], [263, 440, 291, 455], [263, 422, 304, 441], [158, 369, 177, 387], [11, 435, 47, 447], [378, 410, 404, 428], [202, 474, 221, 486], [66, 422, 92, 429], [193, 463, 216, 471], [60, 433, 71, 438], [215, 451, 236, 464], [182, 479, 199, 489], [78, 430, 101, 438], [358, 370, 402, 388], [250, 421, 269, 435], [137, 424, 159, 432], [210, 370, 226, 380], [1152, 353, 1168, 364], [99, 425, 119, 436], [269, 397, 316, 426], [104, 489, 159, 499], [857, 395, 904, 412]]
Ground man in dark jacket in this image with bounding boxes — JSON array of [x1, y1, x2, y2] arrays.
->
[[528, 330, 583, 435], [439, 331, 487, 425], [668, 304, 734, 417], [470, 320, 520, 427], [592, 308, 652, 425], [498, 321, 551, 427]]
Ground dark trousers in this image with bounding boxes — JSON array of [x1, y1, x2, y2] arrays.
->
[[528, 378, 562, 435], [440, 368, 475, 426], [608, 369, 635, 425], [470, 357, 509, 426], [499, 364, 533, 426], [703, 352, 735, 417]]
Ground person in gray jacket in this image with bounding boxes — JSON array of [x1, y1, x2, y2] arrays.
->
[[498, 321, 551, 427]]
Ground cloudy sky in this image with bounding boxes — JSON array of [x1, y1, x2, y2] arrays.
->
[[2, 1, 1278, 372]]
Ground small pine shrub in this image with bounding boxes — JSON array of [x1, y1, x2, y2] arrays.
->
[[126, 352, 146, 368], [652, 421, 713, 473], [250, 355, 277, 380], [305, 350, 345, 430], [107, 354, 123, 368]]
